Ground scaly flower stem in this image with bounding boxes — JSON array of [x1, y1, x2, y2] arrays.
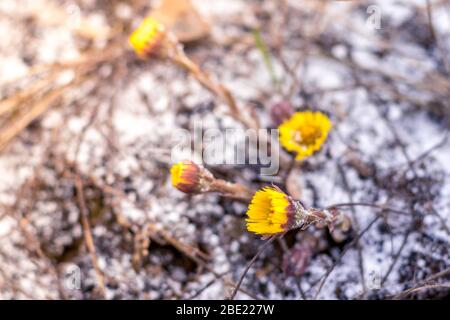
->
[[209, 179, 254, 202]]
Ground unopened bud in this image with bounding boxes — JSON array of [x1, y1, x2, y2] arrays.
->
[[129, 17, 168, 58], [170, 160, 213, 194]]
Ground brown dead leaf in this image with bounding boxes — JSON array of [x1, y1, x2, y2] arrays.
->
[[150, 0, 210, 43]]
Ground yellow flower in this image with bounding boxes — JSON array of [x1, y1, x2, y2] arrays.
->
[[278, 111, 332, 161], [129, 17, 166, 58], [246, 187, 295, 236]]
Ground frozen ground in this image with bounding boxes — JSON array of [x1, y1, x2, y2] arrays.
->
[[0, 0, 449, 299]]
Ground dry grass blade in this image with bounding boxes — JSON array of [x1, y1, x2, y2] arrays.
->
[[0, 81, 76, 151]]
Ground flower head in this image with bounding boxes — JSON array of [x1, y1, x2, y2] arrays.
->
[[278, 111, 332, 161], [129, 17, 166, 58], [170, 160, 213, 194], [171, 160, 201, 193], [246, 187, 296, 236]]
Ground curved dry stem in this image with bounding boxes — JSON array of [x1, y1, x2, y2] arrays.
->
[[229, 235, 278, 300]]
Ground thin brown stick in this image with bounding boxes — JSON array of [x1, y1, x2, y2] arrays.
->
[[426, 0, 450, 75], [66, 166, 260, 299], [209, 179, 255, 202], [0, 83, 73, 151]]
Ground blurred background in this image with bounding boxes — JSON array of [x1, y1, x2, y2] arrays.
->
[[0, 0, 449, 299]]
